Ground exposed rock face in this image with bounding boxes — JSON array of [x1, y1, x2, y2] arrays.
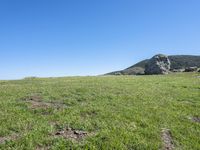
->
[[145, 54, 171, 75], [185, 67, 198, 72], [106, 54, 200, 75], [171, 69, 185, 72]]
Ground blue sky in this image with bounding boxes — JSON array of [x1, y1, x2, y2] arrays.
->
[[0, 0, 200, 79]]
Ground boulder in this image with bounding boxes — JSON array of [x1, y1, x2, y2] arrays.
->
[[145, 54, 171, 75], [185, 67, 198, 72]]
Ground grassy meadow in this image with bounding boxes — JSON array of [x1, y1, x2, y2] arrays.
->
[[0, 73, 200, 149]]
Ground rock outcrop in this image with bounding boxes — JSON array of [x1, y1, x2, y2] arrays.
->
[[184, 67, 198, 72], [145, 54, 171, 75], [106, 54, 200, 75]]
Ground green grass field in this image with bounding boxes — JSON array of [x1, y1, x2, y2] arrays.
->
[[0, 73, 199, 150]]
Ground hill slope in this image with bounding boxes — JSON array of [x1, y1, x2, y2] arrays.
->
[[169, 55, 200, 69], [0, 73, 199, 149], [107, 55, 200, 75]]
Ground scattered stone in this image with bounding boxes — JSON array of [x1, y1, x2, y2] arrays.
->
[[54, 127, 89, 141], [184, 67, 198, 72], [145, 54, 171, 75], [161, 128, 174, 150], [191, 117, 200, 123]]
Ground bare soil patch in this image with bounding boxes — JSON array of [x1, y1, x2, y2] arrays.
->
[[28, 101, 51, 109], [54, 127, 87, 141], [191, 117, 200, 123], [53, 125, 95, 141], [0, 133, 19, 144], [161, 128, 174, 150], [21, 94, 67, 110]]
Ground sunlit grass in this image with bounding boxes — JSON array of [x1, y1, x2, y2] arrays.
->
[[0, 73, 199, 149]]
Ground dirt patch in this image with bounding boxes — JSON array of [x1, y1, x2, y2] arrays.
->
[[25, 95, 43, 101], [54, 127, 87, 141], [53, 126, 94, 141], [0, 133, 19, 144], [21, 94, 67, 110], [191, 117, 200, 123], [161, 128, 174, 150], [28, 101, 51, 109]]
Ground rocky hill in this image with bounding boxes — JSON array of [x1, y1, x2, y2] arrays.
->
[[106, 55, 200, 75]]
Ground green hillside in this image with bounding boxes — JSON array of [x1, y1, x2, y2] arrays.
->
[[169, 55, 200, 69], [107, 55, 200, 75], [0, 73, 200, 149]]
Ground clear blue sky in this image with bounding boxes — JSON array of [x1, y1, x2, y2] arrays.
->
[[0, 0, 200, 79]]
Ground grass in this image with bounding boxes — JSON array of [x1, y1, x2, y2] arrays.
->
[[0, 73, 199, 149]]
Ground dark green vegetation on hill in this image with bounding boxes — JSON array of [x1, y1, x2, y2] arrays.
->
[[0, 73, 200, 149], [169, 55, 200, 69], [107, 55, 200, 75]]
